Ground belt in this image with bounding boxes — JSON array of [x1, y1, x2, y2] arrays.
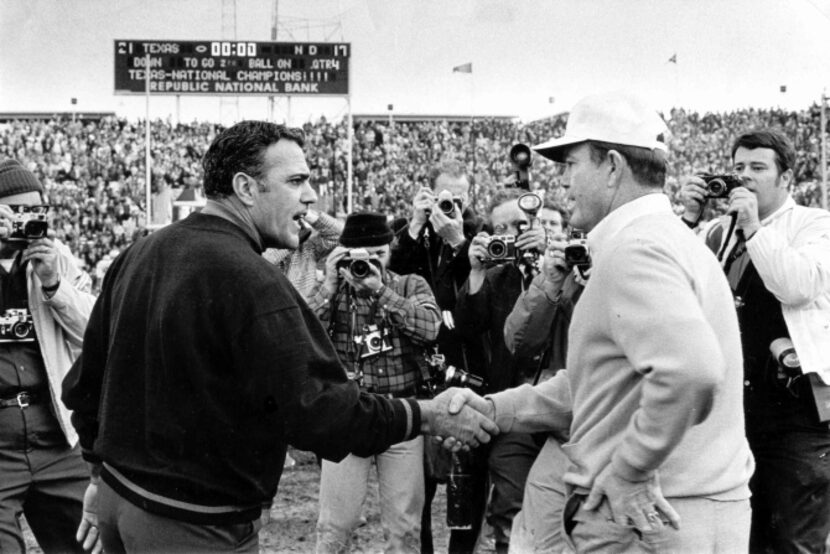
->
[[0, 391, 41, 409]]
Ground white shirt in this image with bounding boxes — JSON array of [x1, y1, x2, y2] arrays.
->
[[711, 197, 830, 380]]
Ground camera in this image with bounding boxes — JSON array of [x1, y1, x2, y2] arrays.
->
[[770, 337, 800, 379], [435, 190, 462, 218], [354, 324, 392, 359], [422, 350, 487, 397], [336, 248, 382, 279], [699, 173, 742, 199], [564, 230, 591, 269], [483, 235, 517, 262], [5, 205, 49, 247], [444, 365, 486, 390], [0, 309, 35, 341]]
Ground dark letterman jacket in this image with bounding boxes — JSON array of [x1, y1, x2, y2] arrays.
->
[[62, 213, 420, 524]]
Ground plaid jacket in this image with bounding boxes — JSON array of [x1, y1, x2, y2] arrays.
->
[[308, 270, 440, 395]]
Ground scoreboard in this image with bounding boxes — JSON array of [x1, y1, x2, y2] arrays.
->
[[114, 40, 350, 96]]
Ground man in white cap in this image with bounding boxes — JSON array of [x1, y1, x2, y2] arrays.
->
[[448, 92, 754, 552]]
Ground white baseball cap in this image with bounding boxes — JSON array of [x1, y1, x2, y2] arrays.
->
[[533, 92, 669, 163]]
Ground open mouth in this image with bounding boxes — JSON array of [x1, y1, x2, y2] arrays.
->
[[293, 213, 308, 230]]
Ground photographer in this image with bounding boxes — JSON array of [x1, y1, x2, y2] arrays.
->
[[453, 188, 547, 553], [308, 212, 441, 553], [390, 159, 483, 373], [389, 159, 484, 553], [681, 129, 830, 553], [502, 213, 586, 553], [0, 159, 97, 553]]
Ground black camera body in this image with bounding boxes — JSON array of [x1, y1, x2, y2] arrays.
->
[[354, 324, 392, 359], [6, 205, 49, 247], [564, 230, 591, 269], [0, 309, 35, 341], [483, 235, 517, 262], [699, 173, 742, 199], [337, 248, 382, 280]]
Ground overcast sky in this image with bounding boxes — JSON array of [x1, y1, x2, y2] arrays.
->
[[2, 0, 830, 124]]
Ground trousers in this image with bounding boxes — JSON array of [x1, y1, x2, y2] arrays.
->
[[316, 436, 424, 554], [509, 438, 569, 554], [0, 402, 87, 554], [748, 429, 830, 553], [563, 493, 750, 553], [98, 480, 261, 553]]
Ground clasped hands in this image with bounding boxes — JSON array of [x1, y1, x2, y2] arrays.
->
[[419, 387, 498, 451]]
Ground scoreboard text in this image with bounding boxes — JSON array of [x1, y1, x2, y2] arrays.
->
[[114, 40, 350, 95]]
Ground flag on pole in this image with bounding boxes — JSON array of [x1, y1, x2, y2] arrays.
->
[[780, 85, 787, 93], [452, 62, 473, 73], [668, 53, 677, 64]]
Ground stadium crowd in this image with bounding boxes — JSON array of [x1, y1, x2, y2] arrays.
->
[[0, 104, 826, 292]]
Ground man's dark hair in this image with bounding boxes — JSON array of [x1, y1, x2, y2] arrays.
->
[[202, 121, 305, 198], [586, 141, 667, 188], [730, 129, 795, 174], [543, 199, 570, 229], [428, 159, 468, 190], [485, 187, 525, 219]]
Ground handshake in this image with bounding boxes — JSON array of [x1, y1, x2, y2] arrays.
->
[[417, 387, 499, 451]]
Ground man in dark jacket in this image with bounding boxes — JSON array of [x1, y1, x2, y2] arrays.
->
[[61, 121, 498, 553], [389, 160, 486, 553]]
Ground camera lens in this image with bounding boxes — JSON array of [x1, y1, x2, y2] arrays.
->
[[349, 259, 371, 279], [707, 179, 726, 197], [369, 336, 382, 350], [487, 240, 506, 258], [438, 199, 455, 216]]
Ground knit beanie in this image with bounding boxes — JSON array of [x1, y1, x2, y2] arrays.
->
[[0, 159, 44, 199], [339, 212, 394, 247]]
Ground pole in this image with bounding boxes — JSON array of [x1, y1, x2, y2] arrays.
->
[[822, 92, 828, 210], [469, 72, 476, 209], [347, 95, 353, 214], [286, 96, 292, 126], [145, 54, 152, 226], [822, 94, 826, 198], [175, 95, 180, 125]]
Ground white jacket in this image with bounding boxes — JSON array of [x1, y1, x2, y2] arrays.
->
[[26, 239, 96, 447], [712, 197, 830, 381]]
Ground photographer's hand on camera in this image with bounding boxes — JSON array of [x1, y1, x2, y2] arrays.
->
[[0, 204, 15, 240], [430, 205, 466, 250], [542, 233, 570, 293], [465, 232, 491, 294], [408, 187, 435, 239], [679, 176, 708, 224], [727, 187, 761, 239], [322, 246, 350, 297], [515, 224, 546, 257], [23, 237, 60, 292]]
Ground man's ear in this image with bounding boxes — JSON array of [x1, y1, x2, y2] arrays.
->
[[232, 173, 257, 207], [779, 168, 794, 190], [603, 150, 626, 189]]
